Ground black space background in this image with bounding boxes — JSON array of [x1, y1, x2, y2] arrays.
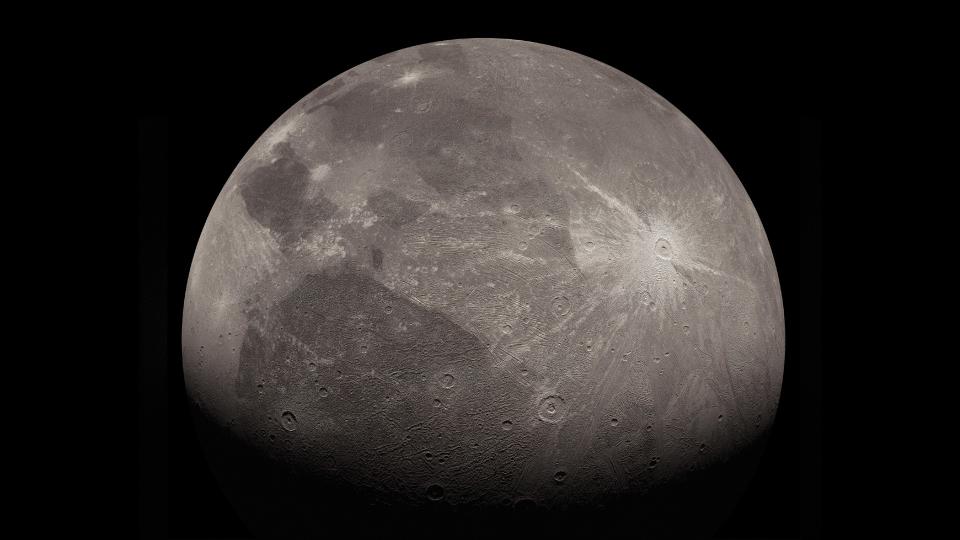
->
[[137, 22, 822, 540]]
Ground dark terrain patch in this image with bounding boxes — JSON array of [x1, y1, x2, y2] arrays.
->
[[412, 96, 521, 196], [323, 81, 395, 144], [371, 247, 383, 270], [303, 78, 346, 114], [270, 265, 487, 369], [416, 42, 469, 74], [239, 142, 338, 249]]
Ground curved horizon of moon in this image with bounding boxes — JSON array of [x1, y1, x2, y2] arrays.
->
[[182, 38, 784, 537]]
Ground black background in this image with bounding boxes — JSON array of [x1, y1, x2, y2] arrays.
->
[[137, 22, 821, 540]]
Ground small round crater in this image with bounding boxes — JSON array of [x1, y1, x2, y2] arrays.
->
[[502, 420, 513, 431], [518, 241, 528, 250], [426, 484, 444, 501], [610, 418, 619, 427], [502, 324, 513, 334], [280, 411, 297, 432], [655, 238, 673, 260], [415, 100, 432, 114], [384, 304, 393, 314], [433, 399, 442, 408], [554, 471, 567, 483], [318, 387, 329, 398], [639, 291, 652, 305], [552, 296, 571, 316], [360, 345, 368, 354], [440, 374, 456, 388]]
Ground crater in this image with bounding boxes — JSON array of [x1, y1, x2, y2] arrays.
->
[[537, 395, 567, 423], [655, 238, 673, 260]]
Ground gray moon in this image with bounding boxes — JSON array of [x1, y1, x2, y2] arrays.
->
[[182, 38, 784, 538]]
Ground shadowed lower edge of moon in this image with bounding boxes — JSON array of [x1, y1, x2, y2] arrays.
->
[[191, 397, 771, 538]]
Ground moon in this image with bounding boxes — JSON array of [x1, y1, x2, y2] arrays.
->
[[182, 38, 784, 538]]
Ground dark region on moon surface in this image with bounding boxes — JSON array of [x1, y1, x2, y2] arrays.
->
[[236, 262, 491, 403], [239, 142, 337, 249]]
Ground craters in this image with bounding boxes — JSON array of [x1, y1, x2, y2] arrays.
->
[[537, 395, 567, 423], [553, 471, 567, 483], [655, 238, 673, 260], [318, 387, 329, 398], [415, 100, 433, 114], [638, 290, 655, 311], [440, 373, 456, 389], [610, 418, 619, 427], [502, 420, 514, 431], [501, 324, 513, 334], [426, 484, 445, 501], [280, 411, 298, 432], [647, 456, 660, 471], [518, 240, 528, 251], [506, 203, 521, 214], [391, 68, 428, 87], [552, 295, 571, 316]]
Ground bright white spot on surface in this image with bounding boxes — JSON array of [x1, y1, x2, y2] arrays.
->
[[263, 115, 302, 153], [311, 163, 331, 183], [392, 68, 427, 87]]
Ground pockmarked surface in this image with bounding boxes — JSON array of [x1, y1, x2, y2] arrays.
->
[[182, 38, 784, 536]]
